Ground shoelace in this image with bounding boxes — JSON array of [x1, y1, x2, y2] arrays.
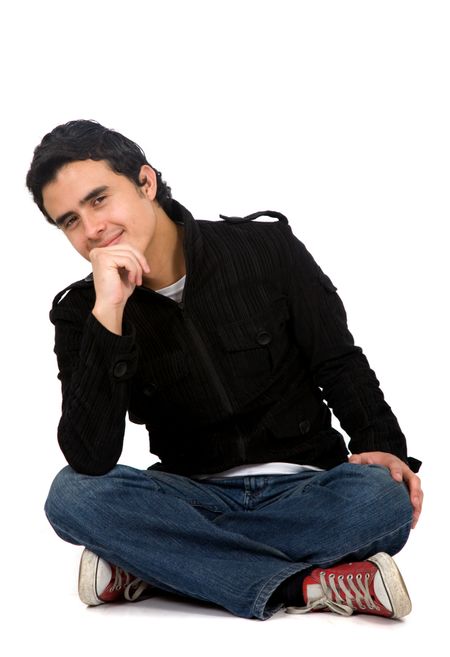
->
[[285, 571, 380, 616], [111, 567, 149, 602]]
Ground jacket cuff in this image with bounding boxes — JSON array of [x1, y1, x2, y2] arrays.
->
[[407, 456, 422, 473]]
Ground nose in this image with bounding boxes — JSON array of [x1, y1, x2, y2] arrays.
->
[[83, 211, 106, 242]]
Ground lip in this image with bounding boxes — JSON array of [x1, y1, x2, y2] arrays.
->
[[98, 231, 124, 248]]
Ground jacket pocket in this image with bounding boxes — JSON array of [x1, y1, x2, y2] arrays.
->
[[216, 297, 291, 383]]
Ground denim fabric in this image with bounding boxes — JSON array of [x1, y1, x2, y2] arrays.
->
[[44, 462, 413, 620]]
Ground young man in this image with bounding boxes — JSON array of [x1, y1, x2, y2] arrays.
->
[[27, 120, 422, 620]]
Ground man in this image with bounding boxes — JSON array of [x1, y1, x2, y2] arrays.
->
[[26, 120, 422, 620]]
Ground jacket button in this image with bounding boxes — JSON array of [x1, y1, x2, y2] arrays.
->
[[299, 420, 311, 435], [113, 361, 128, 378], [256, 330, 272, 346], [143, 383, 157, 397]]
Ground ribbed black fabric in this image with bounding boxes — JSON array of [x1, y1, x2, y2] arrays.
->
[[49, 200, 420, 476]]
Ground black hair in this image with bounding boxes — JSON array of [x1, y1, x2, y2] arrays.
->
[[26, 120, 172, 224]]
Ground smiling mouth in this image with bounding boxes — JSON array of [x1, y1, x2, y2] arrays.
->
[[99, 231, 124, 247]]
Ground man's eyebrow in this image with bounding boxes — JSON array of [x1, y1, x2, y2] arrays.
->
[[54, 186, 110, 227]]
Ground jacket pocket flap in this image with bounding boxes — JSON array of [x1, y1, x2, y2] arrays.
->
[[217, 298, 289, 352]]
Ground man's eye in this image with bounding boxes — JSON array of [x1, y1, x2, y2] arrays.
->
[[64, 216, 78, 230], [93, 195, 106, 206]]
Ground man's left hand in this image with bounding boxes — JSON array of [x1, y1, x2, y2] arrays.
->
[[348, 451, 423, 529]]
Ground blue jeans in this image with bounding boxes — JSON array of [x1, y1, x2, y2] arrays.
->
[[44, 462, 412, 619]]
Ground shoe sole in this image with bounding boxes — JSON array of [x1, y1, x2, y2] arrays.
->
[[78, 548, 104, 606], [368, 552, 412, 619]]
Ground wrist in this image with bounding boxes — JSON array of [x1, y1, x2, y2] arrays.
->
[[92, 302, 125, 335]]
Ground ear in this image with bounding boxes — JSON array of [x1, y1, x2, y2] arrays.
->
[[139, 164, 158, 201]]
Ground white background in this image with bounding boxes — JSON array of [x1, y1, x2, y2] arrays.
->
[[1, 1, 447, 654]]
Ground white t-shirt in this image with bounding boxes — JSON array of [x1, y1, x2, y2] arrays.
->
[[155, 275, 186, 303]]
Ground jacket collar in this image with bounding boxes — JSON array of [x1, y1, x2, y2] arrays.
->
[[166, 198, 204, 279]]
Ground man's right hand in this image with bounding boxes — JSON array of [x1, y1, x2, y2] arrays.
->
[[90, 244, 150, 335]]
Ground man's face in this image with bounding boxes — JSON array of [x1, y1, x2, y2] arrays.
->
[[42, 159, 159, 261]]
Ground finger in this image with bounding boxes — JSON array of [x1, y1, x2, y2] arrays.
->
[[92, 249, 144, 282], [411, 494, 423, 529], [389, 464, 404, 482], [401, 471, 423, 528], [115, 257, 141, 283], [124, 247, 150, 275], [128, 266, 141, 287], [97, 244, 150, 274], [409, 479, 423, 522], [118, 266, 136, 288], [408, 473, 422, 496], [114, 251, 148, 283], [350, 454, 376, 465], [125, 245, 150, 273]]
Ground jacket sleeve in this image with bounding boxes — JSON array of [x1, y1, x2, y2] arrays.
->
[[50, 293, 138, 475], [278, 223, 420, 472]]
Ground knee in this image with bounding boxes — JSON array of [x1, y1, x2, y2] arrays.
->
[[327, 463, 413, 526], [44, 465, 115, 524], [44, 464, 141, 526], [323, 463, 413, 558], [44, 466, 85, 524], [353, 463, 413, 526]]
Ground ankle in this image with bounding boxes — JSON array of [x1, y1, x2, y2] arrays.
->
[[271, 571, 310, 608]]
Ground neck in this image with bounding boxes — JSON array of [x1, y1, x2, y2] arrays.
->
[[142, 206, 186, 290]]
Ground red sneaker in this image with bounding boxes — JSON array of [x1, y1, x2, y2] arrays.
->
[[285, 553, 412, 619], [78, 548, 152, 606]]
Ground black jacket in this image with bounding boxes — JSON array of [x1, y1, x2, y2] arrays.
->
[[50, 200, 420, 476]]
